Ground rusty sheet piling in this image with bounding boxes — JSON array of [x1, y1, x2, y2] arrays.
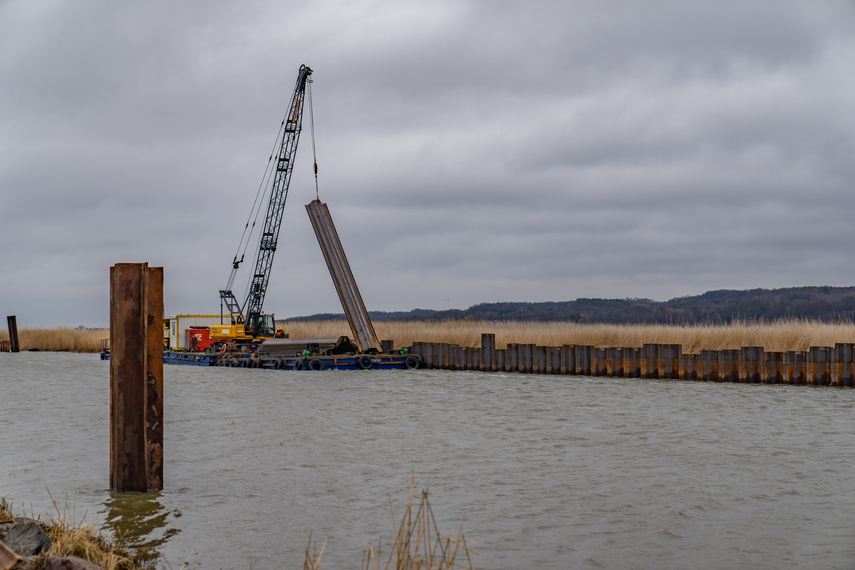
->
[[406, 336, 855, 388], [6, 316, 19, 353], [110, 263, 163, 492], [306, 199, 381, 353]]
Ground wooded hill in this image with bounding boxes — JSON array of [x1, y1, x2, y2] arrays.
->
[[290, 286, 855, 324]]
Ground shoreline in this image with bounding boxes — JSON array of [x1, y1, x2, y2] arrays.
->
[[4, 319, 855, 354]]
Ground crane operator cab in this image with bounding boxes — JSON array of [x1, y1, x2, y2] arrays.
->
[[254, 314, 276, 338]]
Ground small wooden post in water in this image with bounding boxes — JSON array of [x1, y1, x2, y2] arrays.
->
[[6, 315, 19, 353], [110, 263, 164, 492]]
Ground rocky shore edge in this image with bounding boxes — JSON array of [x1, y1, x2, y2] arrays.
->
[[0, 500, 143, 570]]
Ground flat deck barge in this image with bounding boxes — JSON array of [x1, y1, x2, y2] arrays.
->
[[103, 349, 421, 371]]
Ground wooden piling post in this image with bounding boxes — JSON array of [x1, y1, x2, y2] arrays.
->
[[6, 315, 19, 353], [109, 263, 163, 492]]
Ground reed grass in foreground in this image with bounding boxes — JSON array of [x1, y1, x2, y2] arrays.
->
[[0, 496, 148, 570], [303, 478, 475, 570], [285, 318, 855, 354]]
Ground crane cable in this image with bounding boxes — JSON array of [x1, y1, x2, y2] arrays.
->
[[308, 78, 319, 199]]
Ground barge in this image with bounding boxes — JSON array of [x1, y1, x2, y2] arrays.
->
[[101, 335, 423, 371]]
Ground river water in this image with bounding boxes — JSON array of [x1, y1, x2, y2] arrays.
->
[[1, 352, 854, 569]]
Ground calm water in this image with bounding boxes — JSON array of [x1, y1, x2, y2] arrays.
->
[[1, 352, 854, 569]]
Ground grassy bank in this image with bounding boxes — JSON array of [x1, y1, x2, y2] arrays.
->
[[5, 320, 855, 354], [0, 498, 146, 570]]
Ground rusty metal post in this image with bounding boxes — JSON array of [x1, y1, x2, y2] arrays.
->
[[410, 342, 423, 362], [701, 350, 717, 381], [787, 351, 807, 384], [110, 263, 163, 492], [435, 343, 447, 370], [561, 345, 574, 375], [480, 334, 496, 372], [835, 343, 854, 387], [765, 352, 784, 384], [507, 343, 519, 372], [549, 347, 561, 374], [520, 344, 533, 374], [681, 354, 697, 380], [809, 346, 831, 386], [533, 346, 546, 374], [599, 347, 610, 376], [6, 315, 20, 353], [719, 350, 739, 382], [604, 347, 617, 376], [470, 347, 480, 371], [576, 345, 593, 376], [642, 344, 658, 379], [421, 343, 434, 369], [496, 348, 506, 372], [741, 347, 764, 383]]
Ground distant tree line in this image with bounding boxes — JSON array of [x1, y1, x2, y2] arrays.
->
[[287, 286, 855, 324]]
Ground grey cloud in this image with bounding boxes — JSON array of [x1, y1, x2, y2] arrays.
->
[[2, 0, 855, 326]]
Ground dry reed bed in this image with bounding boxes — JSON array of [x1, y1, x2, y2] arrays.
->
[[285, 319, 855, 354], [0, 328, 108, 353], [5, 320, 855, 354]]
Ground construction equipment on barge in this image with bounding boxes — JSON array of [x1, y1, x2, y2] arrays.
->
[[105, 64, 420, 371], [212, 64, 313, 350]]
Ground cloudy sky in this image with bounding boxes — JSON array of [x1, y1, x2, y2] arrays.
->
[[2, 0, 854, 327]]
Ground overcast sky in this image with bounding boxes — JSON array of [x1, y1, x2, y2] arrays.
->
[[2, 0, 854, 327]]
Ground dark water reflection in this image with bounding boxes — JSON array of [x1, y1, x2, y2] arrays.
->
[[101, 491, 181, 563]]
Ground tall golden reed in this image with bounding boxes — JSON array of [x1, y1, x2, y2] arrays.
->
[[0, 328, 108, 353], [284, 318, 855, 353]]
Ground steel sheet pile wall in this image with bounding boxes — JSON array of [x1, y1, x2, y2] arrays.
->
[[409, 334, 855, 387]]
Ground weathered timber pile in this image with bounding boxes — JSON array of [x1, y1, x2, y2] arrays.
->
[[410, 334, 855, 386]]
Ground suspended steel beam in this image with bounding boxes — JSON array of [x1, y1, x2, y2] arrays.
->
[[306, 199, 381, 353]]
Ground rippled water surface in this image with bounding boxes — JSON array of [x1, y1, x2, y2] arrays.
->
[[2, 352, 854, 569]]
